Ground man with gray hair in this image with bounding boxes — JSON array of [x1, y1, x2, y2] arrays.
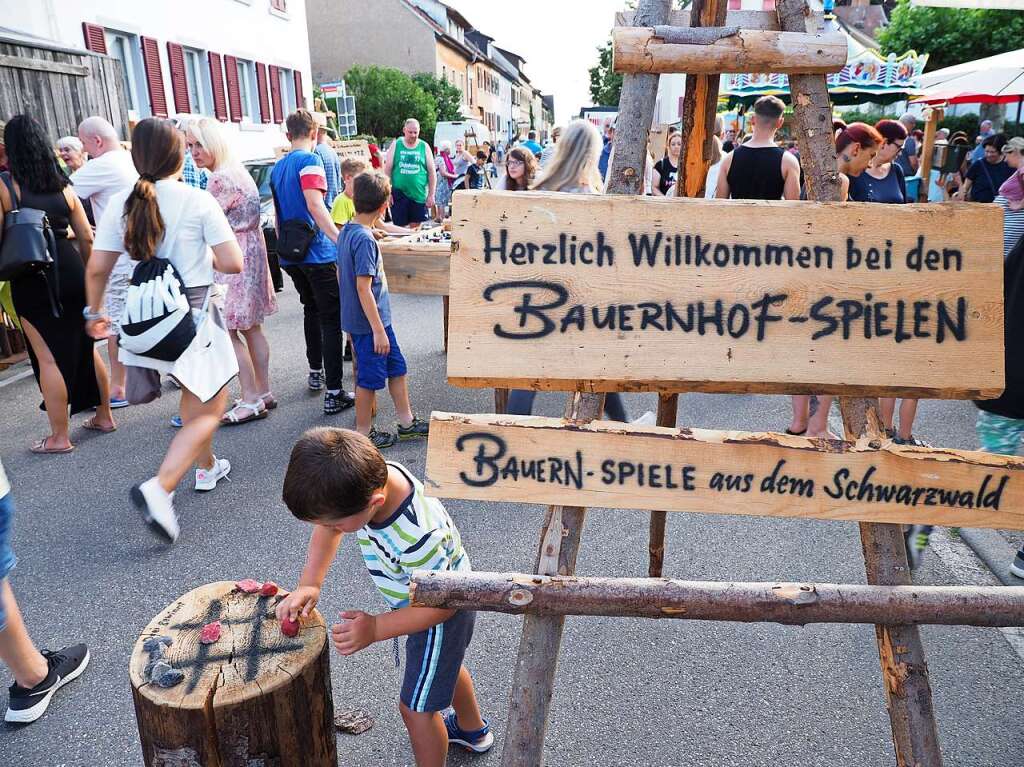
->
[[383, 118, 436, 228], [971, 118, 996, 162], [73, 116, 138, 408], [895, 113, 919, 177]]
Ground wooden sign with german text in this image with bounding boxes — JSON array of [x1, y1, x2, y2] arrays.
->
[[447, 192, 1004, 398], [425, 413, 1024, 531], [334, 139, 371, 165]]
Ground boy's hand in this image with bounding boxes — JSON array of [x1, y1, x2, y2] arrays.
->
[[372, 328, 390, 356], [331, 610, 377, 656], [276, 585, 321, 622]]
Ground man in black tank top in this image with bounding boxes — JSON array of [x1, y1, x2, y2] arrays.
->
[[715, 95, 800, 201]]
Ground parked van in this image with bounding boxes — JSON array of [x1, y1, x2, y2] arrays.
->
[[433, 120, 492, 153]]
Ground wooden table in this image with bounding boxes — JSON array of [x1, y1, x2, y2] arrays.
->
[[379, 226, 452, 350]]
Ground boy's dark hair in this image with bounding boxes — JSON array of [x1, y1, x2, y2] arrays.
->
[[285, 109, 317, 140], [283, 427, 389, 522], [753, 95, 785, 122], [476, 151, 486, 160], [353, 171, 391, 213]]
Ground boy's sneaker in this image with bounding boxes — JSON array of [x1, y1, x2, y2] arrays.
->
[[6, 644, 90, 723], [170, 414, 183, 428], [397, 417, 430, 441], [443, 710, 494, 754], [195, 457, 231, 492], [1010, 549, 1024, 579], [368, 427, 398, 449], [323, 390, 356, 415], [904, 524, 933, 570], [131, 478, 179, 543], [308, 369, 325, 391]]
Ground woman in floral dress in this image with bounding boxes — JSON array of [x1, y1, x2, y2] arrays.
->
[[187, 119, 277, 424]]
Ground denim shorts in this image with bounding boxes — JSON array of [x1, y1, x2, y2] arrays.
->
[[351, 326, 407, 390], [0, 491, 17, 632]]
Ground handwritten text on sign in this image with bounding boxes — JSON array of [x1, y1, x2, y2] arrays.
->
[[447, 192, 1004, 398], [424, 414, 1024, 531]]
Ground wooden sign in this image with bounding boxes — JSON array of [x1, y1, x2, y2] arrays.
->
[[380, 226, 451, 295], [447, 191, 1004, 398], [334, 139, 371, 164], [425, 413, 1024, 531]]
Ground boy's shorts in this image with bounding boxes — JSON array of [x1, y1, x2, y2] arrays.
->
[[391, 188, 429, 227], [401, 609, 476, 713], [351, 326, 407, 390], [0, 491, 17, 632]]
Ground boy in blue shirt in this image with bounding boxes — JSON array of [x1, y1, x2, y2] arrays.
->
[[336, 171, 429, 448], [278, 427, 493, 763]]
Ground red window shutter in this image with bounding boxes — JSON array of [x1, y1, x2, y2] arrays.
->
[[255, 62, 271, 124], [82, 23, 107, 54], [166, 42, 189, 114], [728, 0, 742, 8], [140, 36, 168, 118], [293, 70, 304, 110], [223, 55, 243, 122], [268, 64, 283, 123], [271, 0, 287, 10], [208, 52, 228, 121]]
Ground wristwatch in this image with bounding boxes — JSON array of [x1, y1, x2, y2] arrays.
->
[[82, 306, 104, 322]]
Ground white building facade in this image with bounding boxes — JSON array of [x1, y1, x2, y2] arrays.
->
[[5, 0, 314, 160]]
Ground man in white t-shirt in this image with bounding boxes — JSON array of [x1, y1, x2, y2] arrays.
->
[[72, 116, 138, 407]]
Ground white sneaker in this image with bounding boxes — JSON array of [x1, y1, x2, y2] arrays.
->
[[195, 457, 231, 492], [131, 478, 179, 543], [631, 410, 657, 426]]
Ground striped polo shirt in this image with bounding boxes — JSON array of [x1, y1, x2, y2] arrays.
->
[[356, 462, 470, 609]]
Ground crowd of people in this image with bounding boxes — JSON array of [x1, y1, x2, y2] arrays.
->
[[1, 97, 1024, 763]]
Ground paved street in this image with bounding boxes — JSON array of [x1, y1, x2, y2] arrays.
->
[[1, 287, 1021, 766]]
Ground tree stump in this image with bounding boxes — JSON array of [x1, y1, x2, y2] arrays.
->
[[129, 581, 337, 767]]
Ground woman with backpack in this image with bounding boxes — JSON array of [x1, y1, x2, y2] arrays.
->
[[0, 115, 117, 453], [84, 118, 243, 543]]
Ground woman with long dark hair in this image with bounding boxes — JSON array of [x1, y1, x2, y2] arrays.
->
[[85, 118, 243, 543], [497, 146, 537, 191], [0, 115, 116, 453]]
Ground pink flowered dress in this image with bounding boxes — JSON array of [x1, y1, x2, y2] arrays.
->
[[209, 168, 277, 329]]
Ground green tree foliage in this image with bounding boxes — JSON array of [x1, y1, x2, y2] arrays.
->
[[879, 0, 1024, 72], [343, 65, 437, 142], [412, 73, 463, 122], [588, 38, 622, 107]]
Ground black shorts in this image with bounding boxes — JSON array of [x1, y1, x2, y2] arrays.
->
[[391, 187, 429, 226], [400, 610, 475, 712]]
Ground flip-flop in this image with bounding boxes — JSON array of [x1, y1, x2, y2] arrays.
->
[[29, 438, 74, 454], [785, 428, 807, 436], [82, 417, 117, 433]]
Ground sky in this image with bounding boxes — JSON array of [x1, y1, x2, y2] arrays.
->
[[444, 0, 626, 125]]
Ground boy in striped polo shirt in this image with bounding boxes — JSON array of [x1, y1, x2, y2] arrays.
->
[[278, 427, 493, 763]]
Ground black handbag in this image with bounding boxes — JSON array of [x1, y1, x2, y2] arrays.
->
[[0, 172, 61, 316], [270, 177, 317, 261]]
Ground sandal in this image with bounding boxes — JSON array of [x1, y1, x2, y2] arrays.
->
[[785, 427, 807, 436], [221, 399, 269, 425], [259, 392, 278, 411], [83, 417, 117, 433], [30, 437, 74, 454]]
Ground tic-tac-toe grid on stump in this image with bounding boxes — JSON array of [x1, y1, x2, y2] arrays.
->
[[129, 581, 337, 767]]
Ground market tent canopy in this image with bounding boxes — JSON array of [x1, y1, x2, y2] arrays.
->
[[915, 67, 1024, 104], [721, 24, 927, 106], [918, 47, 1024, 89]]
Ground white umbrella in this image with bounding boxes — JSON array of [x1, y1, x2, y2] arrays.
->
[[914, 66, 1024, 104], [918, 48, 1024, 88]]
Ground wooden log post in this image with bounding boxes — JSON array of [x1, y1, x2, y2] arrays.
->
[[412, 571, 1024, 627], [778, 0, 944, 763], [498, 2, 671, 765], [612, 26, 847, 75], [648, 393, 677, 577], [129, 581, 337, 767], [918, 105, 944, 202]]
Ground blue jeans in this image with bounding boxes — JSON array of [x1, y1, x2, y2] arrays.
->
[[0, 491, 17, 632]]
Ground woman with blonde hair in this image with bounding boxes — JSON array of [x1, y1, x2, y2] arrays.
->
[[505, 120, 629, 420], [86, 118, 243, 542], [498, 145, 537, 191], [187, 118, 278, 425]]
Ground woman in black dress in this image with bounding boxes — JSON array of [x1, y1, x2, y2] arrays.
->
[[0, 115, 115, 453]]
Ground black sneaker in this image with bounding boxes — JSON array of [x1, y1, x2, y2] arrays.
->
[[323, 390, 355, 415], [6, 644, 90, 723], [368, 427, 398, 449], [397, 416, 430, 441], [308, 370, 325, 391]]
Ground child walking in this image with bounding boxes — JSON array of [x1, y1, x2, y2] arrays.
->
[[337, 171, 428, 448], [277, 427, 494, 765]]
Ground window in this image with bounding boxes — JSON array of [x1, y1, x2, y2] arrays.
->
[[237, 60, 255, 120], [278, 67, 295, 113], [183, 48, 205, 113], [105, 31, 150, 117]]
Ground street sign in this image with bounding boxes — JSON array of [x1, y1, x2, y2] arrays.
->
[[447, 191, 1005, 398]]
